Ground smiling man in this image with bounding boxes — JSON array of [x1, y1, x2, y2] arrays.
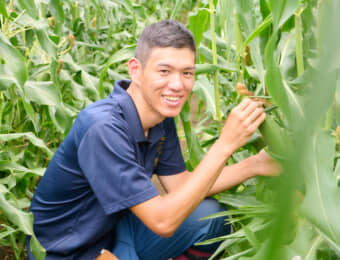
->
[[28, 20, 280, 260]]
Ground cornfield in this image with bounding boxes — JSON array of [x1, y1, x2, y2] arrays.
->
[[0, 0, 339, 259]]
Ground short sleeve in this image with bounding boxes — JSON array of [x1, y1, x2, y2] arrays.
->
[[77, 120, 159, 215], [154, 118, 186, 176]]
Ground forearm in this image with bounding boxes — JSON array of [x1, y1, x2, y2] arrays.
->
[[131, 139, 233, 237], [131, 98, 267, 237], [207, 155, 257, 196]]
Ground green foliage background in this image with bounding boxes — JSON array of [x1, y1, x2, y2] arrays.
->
[[0, 0, 340, 259]]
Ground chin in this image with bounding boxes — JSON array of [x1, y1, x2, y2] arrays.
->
[[161, 109, 182, 118]]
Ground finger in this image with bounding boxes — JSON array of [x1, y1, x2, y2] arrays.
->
[[247, 112, 266, 133], [244, 107, 265, 125], [235, 98, 252, 111], [241, 101, 263, 117]]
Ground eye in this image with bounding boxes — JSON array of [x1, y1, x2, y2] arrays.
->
[[160, 69, 169, 75], [183, 71, 194, 78]]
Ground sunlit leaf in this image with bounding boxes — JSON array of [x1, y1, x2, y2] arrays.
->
[[0, 133, 53, 158], [24, 81, 60, 106], [269, 0, 299, 31], [193, 76, 216, 117], [189, 8, 210, 47], [0, 32, 27, 87], [18, 0, 38, 19]]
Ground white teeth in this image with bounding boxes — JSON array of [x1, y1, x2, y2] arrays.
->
[[164, 96, 180, 101]]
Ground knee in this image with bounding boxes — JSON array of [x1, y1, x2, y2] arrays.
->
[[189, 198, 230, 234], [190, 199, 231, 252], [193, 198, 224, 220]]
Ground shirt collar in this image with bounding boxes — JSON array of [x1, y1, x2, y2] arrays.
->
[[110, 80, 165, 144]]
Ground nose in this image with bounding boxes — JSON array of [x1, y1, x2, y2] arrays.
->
[[168, 73, 183, 91]]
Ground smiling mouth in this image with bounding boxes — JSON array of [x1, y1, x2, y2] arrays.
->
[[163, 95, 180, 101]]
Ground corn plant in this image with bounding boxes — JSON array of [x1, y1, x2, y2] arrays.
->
[[1, 0, 340, 259], [187, 0, 340, 259], [0, 0, 193, 258]]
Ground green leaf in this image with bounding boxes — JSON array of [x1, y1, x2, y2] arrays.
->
[[284, 220, 319, 259], [195, 63, 218, 75], [0, 161, 45, 177], [49, 0, 65, 24], [0, 31, 28, 87], [193, 76, 216, 118], [98, 45, 135, 98], [15, 13, 58, 57], [180, 101, 204, 169], [0, 0, 8, 19], [22, 99, 39, 133], [18, 0, 38, 19], [81, 71, 99, 100], [269, 0, 299, 31], [107, 45, 135, 65], [0, 188, 34, 234], [35, 28, 58, 57], [300, 130, 340, 246], [234, 0, 266, 89], [217, 193, 262, 208], [241, 223, 261, 250], [264, 32, 303, 122], [0, 226, 17, 240], [259, 114, 290, 156], [0, 64, 19, 90], [30, 235, 46, 260], [199, 45, 237, 71], [0, 133, 53, 158], [189, 8, 210, 47], [0, 186, 46, 260], [170, 0, 184, 19], [24, 81, 61, 106], [49, 103, 75, 134]]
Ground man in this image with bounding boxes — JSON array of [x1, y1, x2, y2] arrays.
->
[[28, 20, 280, 260]]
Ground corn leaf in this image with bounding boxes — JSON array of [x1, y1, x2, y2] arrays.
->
[[24, 81, 61, 106], [189, 8, 210, 47], [0, 161, 45, 177], [0, 185, 46, 260], [49, 0, 65, 25], [0, 0, 7, 19], [0, 133, 53, 158], [18, 0, 38, 19], [193, 76, 216, 118], [300, 130, 340, 246], [180, 101, 204, 170], [234, 0, 265, 91], [259, 114, 290, 156], [0, 32, 27, 87], [269, 0, 299, 31], [264, 32, 303, 122]]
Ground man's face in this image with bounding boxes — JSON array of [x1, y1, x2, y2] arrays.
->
[[137, 47, 196, 120]]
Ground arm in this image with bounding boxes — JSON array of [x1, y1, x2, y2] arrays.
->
[[159, 149, 281, 197], [130, 99, 265, 237]]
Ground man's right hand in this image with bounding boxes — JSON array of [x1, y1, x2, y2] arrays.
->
[[219, 98, 265, 153]]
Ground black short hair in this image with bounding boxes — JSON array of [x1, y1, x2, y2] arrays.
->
[[135, 20, 196, 66]]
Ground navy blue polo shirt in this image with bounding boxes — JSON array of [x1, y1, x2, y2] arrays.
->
[[29, 80, 186, 259]]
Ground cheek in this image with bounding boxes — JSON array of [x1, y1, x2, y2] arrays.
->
[[153, 77, 168, 87], [184, 80, 195, 92]]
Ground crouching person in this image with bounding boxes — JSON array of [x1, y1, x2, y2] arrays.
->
[[27, 20, 280, 260]]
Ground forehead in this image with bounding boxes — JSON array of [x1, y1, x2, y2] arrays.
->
[[145, 47, 195, 68]]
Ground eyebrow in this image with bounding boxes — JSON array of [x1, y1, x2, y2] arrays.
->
[[157, 63, 195, 70]]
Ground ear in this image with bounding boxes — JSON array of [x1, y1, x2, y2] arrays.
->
[[128, 58, 142, 86]]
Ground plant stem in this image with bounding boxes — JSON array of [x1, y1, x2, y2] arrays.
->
[[40, 3, 45, 18], [295, 8, 304, 76], [209, 0, 222, 133], [234, 10, 244, 83]]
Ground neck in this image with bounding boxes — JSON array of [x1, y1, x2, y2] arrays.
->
[[127, 82, 165, 134]]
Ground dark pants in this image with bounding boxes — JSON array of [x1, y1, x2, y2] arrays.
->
[[113, 198, 231, 260]]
